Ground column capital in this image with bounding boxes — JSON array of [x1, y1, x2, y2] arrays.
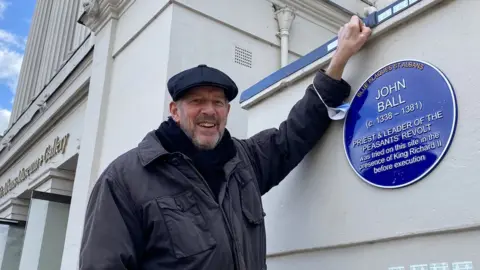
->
[[79, 0, 132, 33], [275, 6, 296, 35], [28, 168, 75, 196], [0, 198, 29, 221]]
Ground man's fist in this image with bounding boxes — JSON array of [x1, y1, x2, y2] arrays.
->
[[335, 15, 372, 64], [326, 15, 372, 80]]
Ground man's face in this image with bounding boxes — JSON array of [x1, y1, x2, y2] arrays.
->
[[170, 86, 230, 150]]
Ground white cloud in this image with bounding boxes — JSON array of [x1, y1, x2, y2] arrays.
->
[[0, 2, 25, 93], [0, 1, 16, 135], [0, 29, 24, 93], [0, 1, 9, 19], [0, 42, 23, 93], [0, 108, 11, 136], [0, 29, 26, 50]]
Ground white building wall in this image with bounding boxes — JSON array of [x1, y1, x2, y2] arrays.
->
[[176, 0, 340, 60], [267, 229, 480, 269], [99, 5, 174, 172], [243, 0, 480, 269], [112, 0, 170, 56], [111, 0, 336, 61], [288, 15, 337, 58]]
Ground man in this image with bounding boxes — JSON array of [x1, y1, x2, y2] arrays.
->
[[80, 15, 371, 270]]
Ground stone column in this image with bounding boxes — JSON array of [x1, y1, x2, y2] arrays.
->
[[60, 2, 132, 269], [0, 199, 28, 270], [0, 223, 25, 270], [34, 0, 79, 99], [10, 0, 54, 124], [59, 20, 117, 270], [17, 170, 74, 270], [18, 192, 71, 270]]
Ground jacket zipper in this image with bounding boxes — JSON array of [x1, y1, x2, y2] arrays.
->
[[182, 156, 242, 270]]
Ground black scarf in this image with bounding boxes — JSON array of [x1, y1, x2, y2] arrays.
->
[[155, 117, 237, 199]]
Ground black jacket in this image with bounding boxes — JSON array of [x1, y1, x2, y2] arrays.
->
[[79, 71, 351, 270]]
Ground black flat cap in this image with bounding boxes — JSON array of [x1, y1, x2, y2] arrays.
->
[[167, 64, 238, 102]]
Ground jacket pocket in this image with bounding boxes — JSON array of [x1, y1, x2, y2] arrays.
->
[[157, 190, 216, 258], [239, 177, 265, 226]]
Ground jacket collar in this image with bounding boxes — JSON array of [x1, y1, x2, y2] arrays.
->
[[137, 130, 244, 175], [137, 131, 170, 167]]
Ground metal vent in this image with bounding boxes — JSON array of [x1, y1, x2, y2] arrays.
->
[[234, 46, 252, 68]]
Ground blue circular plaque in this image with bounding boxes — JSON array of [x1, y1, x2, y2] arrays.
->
[[343, 60, 457, 188]]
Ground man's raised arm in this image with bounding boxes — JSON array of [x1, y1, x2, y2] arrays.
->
[[240, 16, 372, 195]]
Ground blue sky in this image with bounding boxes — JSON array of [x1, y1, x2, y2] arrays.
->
[[0, 0, 36, 135]]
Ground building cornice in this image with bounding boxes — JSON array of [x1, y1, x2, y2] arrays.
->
[[0, 37, 92, 176], [269, 0, 352, 32], [79, 0, 133, 33]]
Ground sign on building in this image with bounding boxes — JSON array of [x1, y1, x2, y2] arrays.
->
[[343, 60, 457, 188]]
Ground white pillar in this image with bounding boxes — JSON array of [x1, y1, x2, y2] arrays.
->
[[18, 192, 71, 270], [35, 0, 79, 98], [0, 198, 29, 269], [60, 3, 122, 269], [60, 22, 116, 270], [10, 0, 54, 124], [59, 2, 132, 268], [275, 6, 295, 68], [0, 223, 25, 270]]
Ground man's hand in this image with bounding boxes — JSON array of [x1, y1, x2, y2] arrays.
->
[[326, 15, 372, 80]]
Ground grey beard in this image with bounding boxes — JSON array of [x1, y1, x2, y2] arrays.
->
[[179, 124, 223, 150]]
